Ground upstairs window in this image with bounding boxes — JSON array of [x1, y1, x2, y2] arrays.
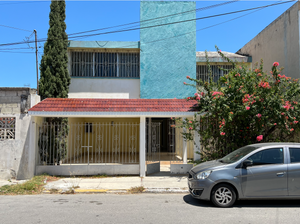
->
[[71, 51, 140, 78], [196, 64, 233, 82], [0, 117, 16, 140]]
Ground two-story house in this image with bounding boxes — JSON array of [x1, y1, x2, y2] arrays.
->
[[28, 1, 250, 177]]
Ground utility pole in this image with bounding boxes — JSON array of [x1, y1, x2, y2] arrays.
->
[[34, 29, 39, 95]]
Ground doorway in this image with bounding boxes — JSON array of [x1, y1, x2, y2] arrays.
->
[[146, 118, 183, 175]]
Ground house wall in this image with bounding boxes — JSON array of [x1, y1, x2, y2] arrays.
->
[[68, 78, 140, 99], [0, 88, 40, 180], [140, 1, 196, 99], [237, 2, 300, 79]]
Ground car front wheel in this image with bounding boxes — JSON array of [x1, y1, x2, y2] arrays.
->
[[211, 184, 236, 208]]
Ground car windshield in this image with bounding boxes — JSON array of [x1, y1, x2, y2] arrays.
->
[[219, 146, 259, 164]]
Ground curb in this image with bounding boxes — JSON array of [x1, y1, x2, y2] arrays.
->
[[144, 188, 188, 193], [42, 188, 188, 194]]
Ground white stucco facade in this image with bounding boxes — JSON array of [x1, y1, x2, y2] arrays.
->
[[68, 78, 140, 99]]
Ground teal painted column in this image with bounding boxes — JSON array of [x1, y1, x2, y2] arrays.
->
[[140, 1, 196, 99]]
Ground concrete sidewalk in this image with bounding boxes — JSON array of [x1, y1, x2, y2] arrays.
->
[[0, 174, 190, 194], [0, 179, 27, 187], [43, 174, 189, 194]]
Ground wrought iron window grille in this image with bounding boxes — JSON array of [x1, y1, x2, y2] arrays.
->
[[70, 51, 140, 78], [0, 117, 16, 140], [196, 64, 233, 83]]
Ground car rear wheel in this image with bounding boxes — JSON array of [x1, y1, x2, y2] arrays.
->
[[211, 184, 236, 208]]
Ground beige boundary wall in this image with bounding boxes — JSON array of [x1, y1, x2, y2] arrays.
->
[[237, 2, 300, 79]]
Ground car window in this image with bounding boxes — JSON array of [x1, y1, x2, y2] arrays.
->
[[247, 148, 284, 166], [220, 146, 259, 163], [289, 148, 300, 163]]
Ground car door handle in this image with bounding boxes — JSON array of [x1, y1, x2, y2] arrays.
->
[[277, 172, 285, 176]]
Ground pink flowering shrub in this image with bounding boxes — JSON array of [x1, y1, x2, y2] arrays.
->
[[178, 47, 300, 162], [212, 91, 224, 96], [256, 135, 263, 141]]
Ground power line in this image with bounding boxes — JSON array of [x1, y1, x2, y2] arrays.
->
[[0, 0, 239, 47], [78, 0, 289, 51], [0, 0, 295, 48], [0, 5, 282, 55], [0, 7, 266, 53], [0, 51, 35, 54], [68, 0, 295, 40], [0, 1, 289, 54], [0, 1, 291, 55], [0, 24, 32, 32], [0, 1, 46, 6], [0, 47, 34, 50], [68, 0, 239, 37], [117, 4, 271, 49]]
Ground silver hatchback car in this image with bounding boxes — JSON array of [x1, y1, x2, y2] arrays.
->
[[188, 143, 300, 207]]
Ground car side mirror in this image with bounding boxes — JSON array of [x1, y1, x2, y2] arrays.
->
[[243, 159, 253, 168]]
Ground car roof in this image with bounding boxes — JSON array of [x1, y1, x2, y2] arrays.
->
[[248, 142, 300, 147]]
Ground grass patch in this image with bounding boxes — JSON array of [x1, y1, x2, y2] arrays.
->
[[0, 174, 59, 195], [128, 186, 145, 194]]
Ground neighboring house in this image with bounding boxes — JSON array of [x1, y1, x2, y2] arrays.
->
[[237, 1, 300, 79], [0, 88, 40, 180], [26, 1, 250, 178]]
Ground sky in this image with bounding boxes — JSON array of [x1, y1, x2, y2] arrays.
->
[[0, 0, 296, 89]]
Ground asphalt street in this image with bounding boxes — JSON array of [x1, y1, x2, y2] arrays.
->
[[0, 194, 300, 224]]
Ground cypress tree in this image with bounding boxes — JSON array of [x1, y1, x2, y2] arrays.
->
[[39, 0, 70, 100], [38, 0, 69, 165]]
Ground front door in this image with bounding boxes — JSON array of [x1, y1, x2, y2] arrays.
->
[[241, 147, 288, 197]]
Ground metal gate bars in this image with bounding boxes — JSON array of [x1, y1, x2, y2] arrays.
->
[[38, 122, 140, 165]]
